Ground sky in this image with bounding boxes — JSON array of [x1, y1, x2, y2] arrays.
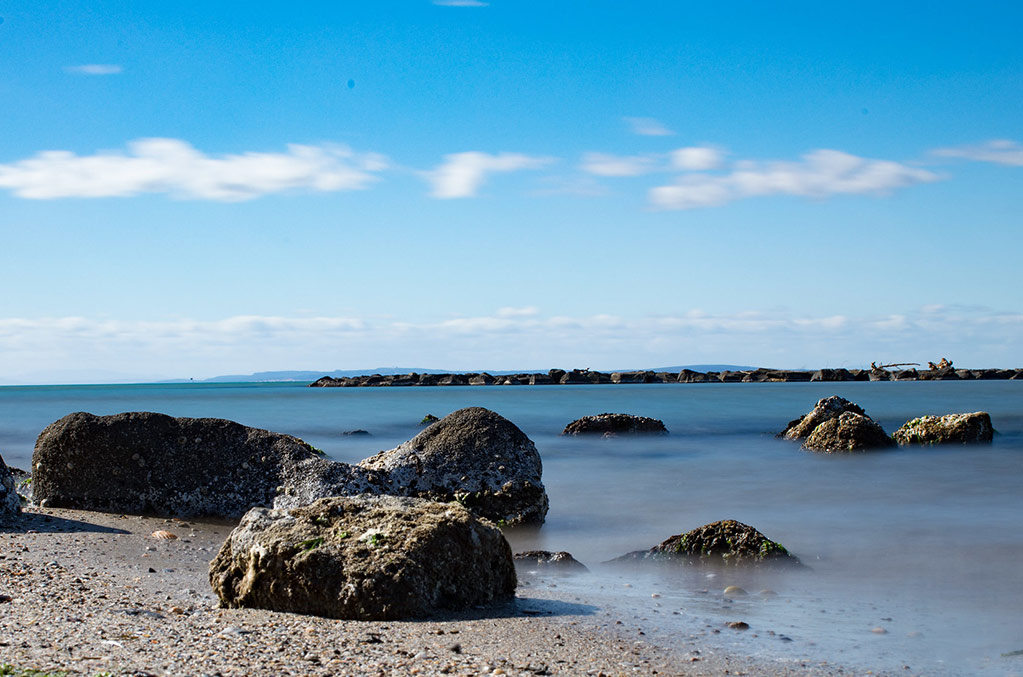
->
[[0, 1, 1021, 383]]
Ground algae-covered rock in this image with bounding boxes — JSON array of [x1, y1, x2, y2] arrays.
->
[[359, 407, 548, 526], [779, 396, 865, 440], [611, 520, 800, 567], [893, 412, 994, 445], [562, 413, 668, 436], [803, 411, 896, 452], [209, 495, 516, 620]]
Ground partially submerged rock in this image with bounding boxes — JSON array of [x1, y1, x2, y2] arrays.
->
[[781, 396, 895, 452], [611, 520, 799, 567], [31, 412, 360, 517], [1, 454, 22, 520], [31, 408, 549, 525], [513, 550, 588, 573], [779, 396, 865, 440], [562, 413, 668, 436], [209, 495, 516, 620], [359, 408, 548, 525], [803, 412, 896, 453], [893, 412, 994, 445]]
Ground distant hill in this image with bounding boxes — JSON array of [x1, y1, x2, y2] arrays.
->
[[192, 365, 760, 383]]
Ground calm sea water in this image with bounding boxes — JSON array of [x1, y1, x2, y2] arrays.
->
[[1, 381, 1021, 674]]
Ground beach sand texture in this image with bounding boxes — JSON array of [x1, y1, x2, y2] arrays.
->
[[0, 508, 865, 676]]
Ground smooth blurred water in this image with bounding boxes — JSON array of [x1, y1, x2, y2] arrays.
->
[[1, 381, 1021, 674]]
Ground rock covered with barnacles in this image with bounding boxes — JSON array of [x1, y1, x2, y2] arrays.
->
[[780, 396, 895, 452], [209, 495, 516, 620], [893, 412, 994, 445], [356, 407, 548, 525]]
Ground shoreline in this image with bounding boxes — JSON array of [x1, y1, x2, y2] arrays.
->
[[311, 366, 1023, 388], [0, 508, 881, 676]]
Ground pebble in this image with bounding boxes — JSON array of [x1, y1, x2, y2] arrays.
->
[[726, 621, 750, 630], [871, 627, 888, 634], [723, 586, 748, 597]]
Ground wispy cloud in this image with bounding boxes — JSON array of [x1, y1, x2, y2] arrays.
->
[[650, 149, 940, 210], [425, 151, 554, 198], [670, 146, 725, 171], [65, 64, 123, 75], [0, 138, 388, 201], [3, 306, 1020, 382], [579, 152, 659, 177], [432, 0, 488, 6], [932, 139, 1023, 166], [624, 117, 675, 136], [579, 146, 723, 177]]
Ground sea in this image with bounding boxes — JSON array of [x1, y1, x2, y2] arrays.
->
[[1, 380, 1021, 675]]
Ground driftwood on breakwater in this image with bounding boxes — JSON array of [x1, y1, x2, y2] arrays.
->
[[310, 366, 1023, 387]]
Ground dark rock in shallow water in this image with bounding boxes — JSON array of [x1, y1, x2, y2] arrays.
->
[[341, 429, 371, 436], [893, 412, 994, 445], [562, 413, 668, 436], [779, 395, 865, 440], [610, 520, 800, 567], [31, 412, 364, 517], [32, 407, 549, 525], [358, 407, 549, 525], [513, 550, 589, 573], [209, 495, 516, 620], [1, 454, 22, 520], [803, 412, 896, 452]]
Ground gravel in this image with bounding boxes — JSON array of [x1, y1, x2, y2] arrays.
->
[[1, 508, 877, 676]]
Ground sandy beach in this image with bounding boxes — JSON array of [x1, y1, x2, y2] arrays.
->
[[0, 507, 878, 677]]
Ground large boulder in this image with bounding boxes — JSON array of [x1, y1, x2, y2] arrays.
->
[[31, 411, 378, 517], [612, 520, 799, 567], [779, 395, 865, 440], [562, 413, 668, 436], [358, 408, 548, 525], [1, 454, 21, 520], [32, 408, 549, 525], [209, 495, 516, 620], [803, 412, 896, 452], [893, 412, 994, 446]]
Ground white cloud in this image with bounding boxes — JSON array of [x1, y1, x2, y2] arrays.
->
[[624, 117, 675, 136], [932, 139, 1023, 166], [650, 149, 940, 210], [670, 146, 725, 171], [425, 151, 554, 198], [0, 139, 389, 201], [579, 152, 659, 177], [65, 64, 123, 75], [3, 306, 1021, 383], [496, 306, 540, 318], [433, 0, 488, 5]]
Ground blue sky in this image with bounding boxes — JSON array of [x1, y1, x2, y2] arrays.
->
[[0, 1, 1021, 382]]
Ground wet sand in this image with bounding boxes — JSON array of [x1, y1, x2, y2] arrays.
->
[[0, 508, 879, 676]]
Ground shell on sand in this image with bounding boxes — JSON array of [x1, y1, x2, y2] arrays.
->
[[150, 530, 178, 540]]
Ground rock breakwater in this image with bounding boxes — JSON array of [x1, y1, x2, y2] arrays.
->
[[311, 366, 1023, 387]]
